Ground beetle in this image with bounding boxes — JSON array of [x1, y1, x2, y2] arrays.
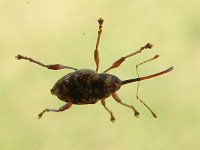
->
[[16, 18, 173, 122]]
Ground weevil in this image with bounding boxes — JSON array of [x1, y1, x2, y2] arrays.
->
[[16, 18, 173, 122]]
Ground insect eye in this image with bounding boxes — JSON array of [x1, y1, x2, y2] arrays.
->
[[114, 77, 121, 85]]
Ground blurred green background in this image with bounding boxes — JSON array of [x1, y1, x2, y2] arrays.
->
[[1, 0, 200, 150]]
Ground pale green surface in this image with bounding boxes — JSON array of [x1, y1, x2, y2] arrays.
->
[[1, 0, 200, 150]]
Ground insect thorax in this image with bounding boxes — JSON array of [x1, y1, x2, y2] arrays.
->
[[51, 69, 122, 104]]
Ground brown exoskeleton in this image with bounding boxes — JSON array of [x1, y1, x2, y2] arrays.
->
[[16, 18, 173, 122]]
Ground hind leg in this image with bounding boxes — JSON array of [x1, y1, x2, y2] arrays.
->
[[38, 102, 72, 119], [16, 54, 77, 70]]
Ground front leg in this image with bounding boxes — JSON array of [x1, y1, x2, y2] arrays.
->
[[104, 43, 153, 73], [112, 92, 140, 117]]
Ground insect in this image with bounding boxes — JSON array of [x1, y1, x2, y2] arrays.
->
[[16, 18, 173, 122]]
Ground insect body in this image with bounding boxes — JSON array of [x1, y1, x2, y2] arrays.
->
[[51, 69, 122, 105], [16, 18, 173, 122]]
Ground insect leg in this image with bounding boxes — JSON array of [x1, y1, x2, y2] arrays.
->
[[112, 92, 140, 117], [15, 54, 78, 70], [136, 55, 159, 118], [94, 18, 104, 72], [38, 102, 72, 119], [100, 99, 115, 122], [104, 43, 153, 73]]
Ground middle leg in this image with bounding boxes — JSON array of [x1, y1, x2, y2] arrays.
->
[[94, 18, 104, 72], [101, 99, 115, 122]]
